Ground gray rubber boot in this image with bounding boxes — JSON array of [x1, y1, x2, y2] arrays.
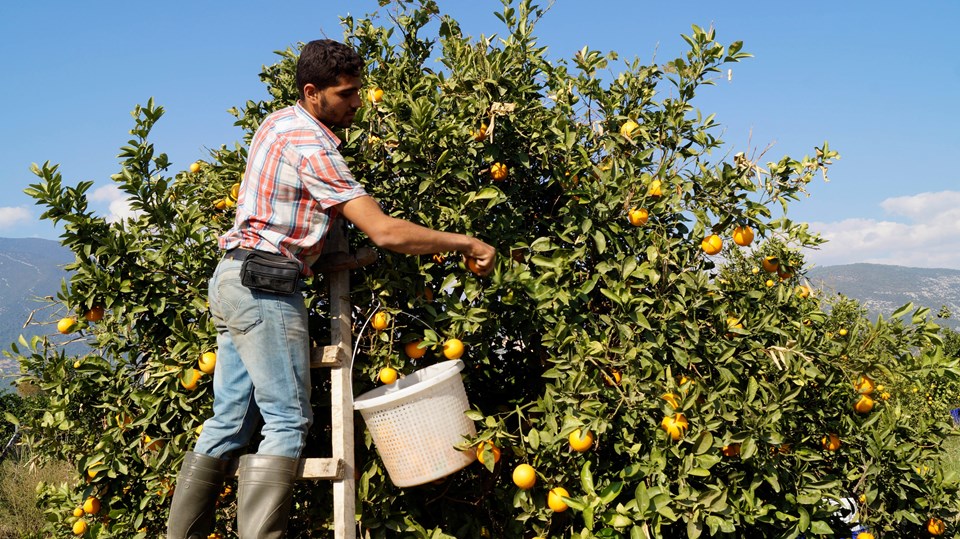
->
[[236, 454, 298, 539], [166, 451, 229, 539]]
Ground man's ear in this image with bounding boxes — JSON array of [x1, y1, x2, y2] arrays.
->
[[302, 83, 320, 102]]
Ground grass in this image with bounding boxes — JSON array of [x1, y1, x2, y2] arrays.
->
[[0, 458, 72, 539]]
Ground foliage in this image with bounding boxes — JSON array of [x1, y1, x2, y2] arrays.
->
[[9, 0, 960, 538]]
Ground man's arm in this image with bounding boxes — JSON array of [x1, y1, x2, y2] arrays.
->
[[338, 195, 496, 275]]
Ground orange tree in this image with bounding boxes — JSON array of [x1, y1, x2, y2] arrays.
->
[[10, 1, 960, 537]]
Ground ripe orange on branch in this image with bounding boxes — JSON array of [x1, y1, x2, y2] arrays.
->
[[661, 413, 689, 441], [378, 367, 398, 385], [442, 338, 464, 360], [57, 317, 78, 334], [83, 306, 104, 322], [547, 487, 570, 512], [927, 517, 946, 536], [490, 162, 508, 181], [854, 395, 875, 414], [371, 311, 390, 331], [404, 340, 426, 359], [701, 234, 723, 255], [476, 441, 501, 466], [198, 351, 217, 375], [732, 226, 754, 246], [822, 433, 841, 451], [568, 429, 594, 452], [628, 208, 649, 226], [512, 463, 536, 490]]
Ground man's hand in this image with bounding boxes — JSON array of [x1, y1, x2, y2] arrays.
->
[[462, 238, 496, 276]]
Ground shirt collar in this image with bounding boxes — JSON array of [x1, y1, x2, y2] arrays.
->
[[295, 101, 342, 148]]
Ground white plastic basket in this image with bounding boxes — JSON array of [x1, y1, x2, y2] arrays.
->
[[353, 360, 476, 487]]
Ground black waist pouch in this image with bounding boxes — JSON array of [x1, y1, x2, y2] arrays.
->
[[239, 250, 303, 295]]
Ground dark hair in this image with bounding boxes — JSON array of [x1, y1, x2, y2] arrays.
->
[[296, 39, 365, 99]]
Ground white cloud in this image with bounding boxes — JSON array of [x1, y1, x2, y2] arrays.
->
[[91, 184, 141, 223], [804, 190, 960, 269], [0, 206, 32, 229]]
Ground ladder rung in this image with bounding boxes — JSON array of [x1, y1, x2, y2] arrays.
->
[[224, 458, 344, 481], [297, 457, 345, 480], [310, 345, 349, 368]]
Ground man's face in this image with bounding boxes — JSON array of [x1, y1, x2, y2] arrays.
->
[[312, 75, 363, 128]]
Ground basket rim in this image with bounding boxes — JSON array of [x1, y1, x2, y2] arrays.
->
[[353, 359, 465, 412]]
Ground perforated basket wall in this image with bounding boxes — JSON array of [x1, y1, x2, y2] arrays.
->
[[354, 360, 477, 487]]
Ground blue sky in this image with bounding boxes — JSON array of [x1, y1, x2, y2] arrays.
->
[[2, 1, 958, 268]]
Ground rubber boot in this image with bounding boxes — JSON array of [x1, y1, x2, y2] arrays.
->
[[166, 451, 229, 539], [236, 454, 298, 539]]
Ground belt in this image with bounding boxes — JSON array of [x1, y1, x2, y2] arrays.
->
[[223, 247, 256, 262]]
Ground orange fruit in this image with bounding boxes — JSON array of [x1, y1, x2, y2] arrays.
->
[[628, 208, 649, 226], [701, 234, 723, 255], [722, 443, 741, 457], [647, 179, 663, 197], [927, 517, 945, 536], [568, 429, 594, 452], [512, 463, 536, 490], [472, 123, 487, 141], [181, 368, 201, 391], [72, 519, 88, 535], [547, 487, 570, 512], [404, 340, 426, 359], [603, 370, 622, 386], [476, 441, 501, 466], [82, 496, 100, 515], [490, 162, 508, 181], [761, 256, 779, 273], [732, 226, 754, 246], [230, 182, 241, 200], [727, 316, 743, 330], [443, 338, 464, 360], [367, 87, 384, 103], [821, 433, 841, 451], [765, 279, 775, 287], [198, 351, 217, 375], [72, 506, 84, 518], [854, 395, 875, 414], [189, 162, 201, 174], [57, 317, 78, 334], [83, 306, 104, 322], [86, 461, 102, 479], [661, 393, 680, 410], [855, 375, 875, 395], [661, 413, 688, 441], [619, 120, 639, 138], [839, 328, 848, 337], [466, 257, 483, 275], [795, 285, 810, 298], [378, 367, 398, 384], [371, 311, 390, 331]]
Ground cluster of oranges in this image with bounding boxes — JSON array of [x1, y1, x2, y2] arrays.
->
[[477, 427, 595, 515], [369, 309, 466, 385]]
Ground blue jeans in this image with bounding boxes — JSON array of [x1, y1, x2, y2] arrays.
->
[[194, 257, 312, 459]]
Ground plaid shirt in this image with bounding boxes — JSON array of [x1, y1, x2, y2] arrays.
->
[[219, 103, 367, 274]]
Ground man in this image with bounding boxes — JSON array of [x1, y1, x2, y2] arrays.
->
[[167, 39, 496, 539]]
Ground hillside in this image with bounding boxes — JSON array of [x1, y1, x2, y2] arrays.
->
[[806, 263, 960, 330], [0, 237, 76, 390]]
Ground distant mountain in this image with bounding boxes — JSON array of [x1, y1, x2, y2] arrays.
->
[[0, 237, 76, 391], [806, 263, 960, 330]]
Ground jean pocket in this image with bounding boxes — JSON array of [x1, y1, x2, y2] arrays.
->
[[218, 276, 263, 335]]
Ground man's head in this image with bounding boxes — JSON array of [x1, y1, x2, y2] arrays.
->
[[297, 39, 365, 128]]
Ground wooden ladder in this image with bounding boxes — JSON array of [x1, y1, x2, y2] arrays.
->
[[297, 218, 372, 539]]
